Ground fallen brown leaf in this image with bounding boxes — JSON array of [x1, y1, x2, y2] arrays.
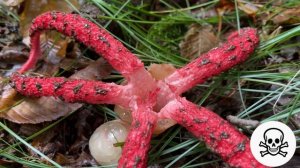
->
[[0, 0, 24, 6], [0, 44, 28, 63], [179, 24, 219, 59], [238, 0, 260, 16], [272, 6, 300, 25]]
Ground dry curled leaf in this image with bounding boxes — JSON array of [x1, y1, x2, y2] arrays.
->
[[2, 96, 82, 123], [217, 0, 260, 16], [29, 128, 58, 158], [0, 58, 112, 123], [0, 85, 19, 112], [179, 24, 219, 59], [272, 6, 300, 25], [237, 0, 261, 16], [0, 44, 28, 63], [55, 151, 97, 167], [148, 63, 176, 80], [21, 108, 100, 167], [0, 0, 24, 6], [217, 0, 235, 14]]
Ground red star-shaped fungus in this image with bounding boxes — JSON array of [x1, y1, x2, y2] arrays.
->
[[10, 11, 266, 168]]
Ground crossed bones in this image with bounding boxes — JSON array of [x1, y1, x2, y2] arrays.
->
[[10, 11, 265, 168], [259, 141, 289, 157]]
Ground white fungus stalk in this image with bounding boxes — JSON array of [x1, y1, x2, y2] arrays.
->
[[89, 120, 130, 165]]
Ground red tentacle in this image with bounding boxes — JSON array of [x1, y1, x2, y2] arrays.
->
[[19, 11, 144, 77], [11, 73, 127, 106], [118, 100, 157, 168], [159, 97, 267, 168], [165, 28, 259, 95]]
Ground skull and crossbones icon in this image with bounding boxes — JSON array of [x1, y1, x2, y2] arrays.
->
[[259, 128, 289, 157]]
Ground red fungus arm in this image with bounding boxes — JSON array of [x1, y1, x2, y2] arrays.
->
[[159, 97, 267, 168], [19, 11, 143, 77], [118, 100, 157, 168], [10, 74, 128, 106], [165, 28, 259, 95]]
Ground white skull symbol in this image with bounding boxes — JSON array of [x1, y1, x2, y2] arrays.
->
[[264, 128, 284, 155]]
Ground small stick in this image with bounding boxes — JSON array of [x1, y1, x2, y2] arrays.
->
[[227, 115, 260, 128]]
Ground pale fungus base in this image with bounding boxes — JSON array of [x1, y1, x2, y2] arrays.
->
[[115, 63, 177, 135], [89, 120, 130, 165]]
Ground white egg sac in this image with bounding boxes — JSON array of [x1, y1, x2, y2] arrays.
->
[[89, 120, 130, 166]]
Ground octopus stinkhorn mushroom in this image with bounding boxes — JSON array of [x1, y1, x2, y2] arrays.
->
[[9, 11, 266, 168]]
